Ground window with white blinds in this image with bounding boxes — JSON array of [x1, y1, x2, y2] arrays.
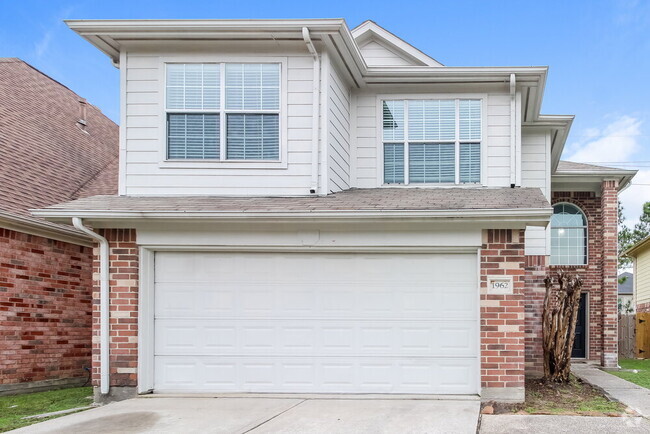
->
[[382, 98, 482, 185], [165, 63, 280, 161]]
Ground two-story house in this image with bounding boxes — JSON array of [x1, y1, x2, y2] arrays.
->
[[34, 19, 636, 403]]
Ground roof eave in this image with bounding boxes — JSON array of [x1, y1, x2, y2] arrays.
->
[[0, 211, 92, 247], [623, 235, 650, 258], [552, 169, 637, 191], [32, 207, 552, 226]]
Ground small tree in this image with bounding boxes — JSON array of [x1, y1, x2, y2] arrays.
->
[[542, 271, 583, 383]]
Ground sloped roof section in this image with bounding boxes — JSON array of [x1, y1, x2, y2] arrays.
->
[[0, 58, 118, 228], [352, 20, 443, 67], [34, 187, 551, 219], [557, 161, 634, 173]]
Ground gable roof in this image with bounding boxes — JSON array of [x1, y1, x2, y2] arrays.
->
[[0, 58, 118, 242], [351, 20, 443, 67]]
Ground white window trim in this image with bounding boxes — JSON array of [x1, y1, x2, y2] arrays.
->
[[550, 202, 589, 266], [375, 93, 487, 187], [157, 56, 289, 169]]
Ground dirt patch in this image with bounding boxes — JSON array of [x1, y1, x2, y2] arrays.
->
[[483, 377, 629, 417]]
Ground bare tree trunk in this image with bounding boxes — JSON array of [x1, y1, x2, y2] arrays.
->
[[542, 271, 583, 383]]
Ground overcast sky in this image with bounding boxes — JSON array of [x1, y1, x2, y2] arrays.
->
[[2, 0, 649, 224]]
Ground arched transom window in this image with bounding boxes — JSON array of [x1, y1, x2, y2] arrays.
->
[[550, 203, 587, 265]]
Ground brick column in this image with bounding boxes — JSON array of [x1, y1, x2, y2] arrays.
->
[[480, 229, 526, 402], [92, 229, 139, 399], [601, 180, 618, 367], [523, 255, 548, 377]]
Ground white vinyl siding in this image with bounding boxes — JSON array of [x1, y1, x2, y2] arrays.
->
[[381, 98, 481, 185], [327, 64, 351, 192], [522, 130, 551, 256], [122, 43, 315, 196], [358, 39, 415, 67]]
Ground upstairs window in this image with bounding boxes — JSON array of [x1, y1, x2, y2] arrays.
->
[[550, 203, 588, 265], [166, 63, 280, 161], [382, 99, 482, 184]]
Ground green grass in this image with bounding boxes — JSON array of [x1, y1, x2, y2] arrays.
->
[[518, 376, 626, 416], [610, 358, 650, 389], [0, 387, 93, 432]]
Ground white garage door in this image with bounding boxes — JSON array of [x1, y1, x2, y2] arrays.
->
[[153, 251, 479, 394]]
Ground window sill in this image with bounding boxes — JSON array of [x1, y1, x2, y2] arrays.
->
[[159, 160, 288, 170]]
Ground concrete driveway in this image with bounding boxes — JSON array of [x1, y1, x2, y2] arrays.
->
[[12, 396, 480, 434]]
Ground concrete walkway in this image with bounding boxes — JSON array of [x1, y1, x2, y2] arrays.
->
[[11, 396, 481, 434], [573, 364, 650, 418], [480, 414, 650, 433]]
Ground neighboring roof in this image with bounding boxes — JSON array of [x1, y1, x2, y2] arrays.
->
[[33, 187, 552, 224], [351, 20, 443, 67], [619, 272, 633, 295], [553, 160, 637, 192], [624, 235, 650, 258], [0, 58, 118, 243]]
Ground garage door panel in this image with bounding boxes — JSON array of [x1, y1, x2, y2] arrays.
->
[[155, 318, 478, 358], [154, 355, 478, 394], [153, 252, 479, 394], [155, 284, 477, 321]]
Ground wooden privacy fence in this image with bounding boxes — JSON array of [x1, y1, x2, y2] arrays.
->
[[638, 313, 650, 359], [619, 314, 636, 359], [620, 313, 650, 359]]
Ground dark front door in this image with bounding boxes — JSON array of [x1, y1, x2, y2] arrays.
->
[[572, 293, 587, 358]]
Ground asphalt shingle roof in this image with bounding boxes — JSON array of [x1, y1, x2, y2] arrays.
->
[[0, 58, 118, 231], [36, 187, 550, 214], [557, 161, 631, 173]]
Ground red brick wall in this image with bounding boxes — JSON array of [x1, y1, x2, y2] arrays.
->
[[480, 229, 526, 391], [600, 180, 618, 367], [91, 229, 139, 387], [522, 181, 619, 371], [523, 255, 547, 377], [0, 228, 92, 385], [638, 302, 650, 313]]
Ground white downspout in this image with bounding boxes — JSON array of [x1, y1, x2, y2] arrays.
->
[[72, 217, 110, 395], [303, 27, 320, 194], [509, 73, 516, 188]]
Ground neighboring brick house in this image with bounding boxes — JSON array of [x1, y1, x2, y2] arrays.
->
[[35, 19, 636, 403], [0, 58, 118, 394]]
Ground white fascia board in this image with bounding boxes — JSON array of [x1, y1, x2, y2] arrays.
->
[[0, 211, 92, 247], [552, 171, 637, 191], [32, 207, 552, 227], [351, 20, 443, 67], [65, 19, 546, 83]]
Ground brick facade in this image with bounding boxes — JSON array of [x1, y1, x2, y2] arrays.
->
[[523, 255, 547, 377], [91, 229, 139, 387], [523, 181, 620, 375], [480, 229, 526, 399], [0, 228, 92, 387], [638, 302, 650, 313]]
